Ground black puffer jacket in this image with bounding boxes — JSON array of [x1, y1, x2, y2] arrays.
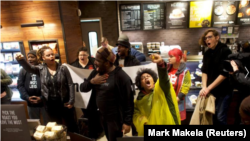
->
[[17, 60, 75, 105]]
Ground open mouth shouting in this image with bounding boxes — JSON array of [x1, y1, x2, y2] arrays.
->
[[146, 80, 151, 87], [29, 61, 34, 65], [206, 42, 211, 47]]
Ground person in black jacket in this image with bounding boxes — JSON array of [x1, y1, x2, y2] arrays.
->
[[228, 51, 250, 125], [70, 47, 102, 138], [17, 50, 48, 124], [114, 34, 140, 67], [199, 29, 233, 125], [70, 47, 95, 69], [80, 47, 134, 141], [15, 46, 78, 133]]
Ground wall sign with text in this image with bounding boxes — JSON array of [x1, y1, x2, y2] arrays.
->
[[166, 1, 189, 29], [143, 3, 165, 30], [213, 1, 238, 27], [189, 1, 213, 28], [1, 105, 31, 141], [120, 4, 141, 31], [237, 0, 250, 26]]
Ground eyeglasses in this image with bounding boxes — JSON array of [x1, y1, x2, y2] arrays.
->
[[204, 35, 213, 41], [141, 75, 151, 80]]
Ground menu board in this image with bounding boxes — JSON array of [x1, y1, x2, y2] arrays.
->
[[166, 2, 189, 29], [213, 1, 238, 27], [120, 4, 141, 31], [237, 0, 250, 26], [189, 1, 213, 28], [143, 3, 165, 30]]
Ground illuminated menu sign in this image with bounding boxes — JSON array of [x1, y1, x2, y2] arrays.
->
[[213, 1, 238, 27], [237, 0, 250, 26], [120, 4, 141, 31], [166, 1, 189, 29], [143, 3, 165, 30], [189, 1, 213, 28]]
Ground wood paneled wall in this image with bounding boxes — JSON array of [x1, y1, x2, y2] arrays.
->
[[0, 1, 67, 63], [59, 1, 83, 64]]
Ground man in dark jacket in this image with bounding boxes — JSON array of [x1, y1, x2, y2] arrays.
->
[[17, 50, 48, 124], [112, 47, 146, 62], [199, 29, 233, 125], [114, 34, 140, 67], [228, 51, 250, 125], [80, 47, 134, 141]]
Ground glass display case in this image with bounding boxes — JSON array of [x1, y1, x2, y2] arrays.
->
[[0, 41, 26, 100], [185, 55, 203, 111]]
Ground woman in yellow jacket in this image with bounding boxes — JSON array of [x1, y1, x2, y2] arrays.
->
[[133, 54, 180, 136]]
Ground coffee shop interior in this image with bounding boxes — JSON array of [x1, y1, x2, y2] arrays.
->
[[1, 0, 250, 140]]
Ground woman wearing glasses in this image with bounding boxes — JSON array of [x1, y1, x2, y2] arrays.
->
[[71, 47, 95, 69], [199, 29, 233, 125]]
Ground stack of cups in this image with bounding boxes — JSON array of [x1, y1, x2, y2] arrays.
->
[[151, 42, 155, 50], [155, 42, 160, 50], [147, 42, 151, 50]]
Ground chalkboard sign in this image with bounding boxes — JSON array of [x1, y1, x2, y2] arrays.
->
[[120, 4, 141, 31], [1, 104, 31, 141], [212, 1, 238, 27], [143, 3, 165, 30], [166, 1, 189, 29]]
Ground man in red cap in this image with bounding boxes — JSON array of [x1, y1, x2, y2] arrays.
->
[[80, 47, 134, 141]]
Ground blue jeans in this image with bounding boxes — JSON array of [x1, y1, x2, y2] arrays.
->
[[28, 106, 49, 125], [213, 94, 232, 125]]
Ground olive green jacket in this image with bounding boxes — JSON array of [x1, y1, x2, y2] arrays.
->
[[1, 69, 13, 100]]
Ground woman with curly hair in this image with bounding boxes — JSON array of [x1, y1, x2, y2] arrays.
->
[[15, 46, 78, 133], [133, 54, 180, 136]]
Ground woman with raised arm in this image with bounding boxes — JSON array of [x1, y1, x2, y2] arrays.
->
[[133, 53, 180, 136], [15, 46, 78, 133]]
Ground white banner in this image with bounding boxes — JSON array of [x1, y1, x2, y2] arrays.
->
[[63, 62, 158, 108]]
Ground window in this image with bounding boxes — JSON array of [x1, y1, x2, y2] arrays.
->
[[88, 32, 98, 57]]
